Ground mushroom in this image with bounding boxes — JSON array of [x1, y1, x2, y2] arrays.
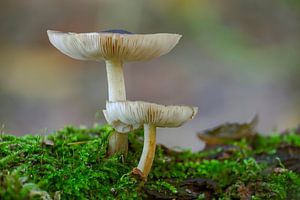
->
[[104, 100, 198, 180], [47, 29, 181, 155]]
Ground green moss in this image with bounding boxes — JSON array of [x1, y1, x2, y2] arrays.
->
[[0, 124, 300, 199]]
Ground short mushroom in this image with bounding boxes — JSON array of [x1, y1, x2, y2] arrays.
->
[[104, 100, 198, 180], [47, 29, 181, 155]]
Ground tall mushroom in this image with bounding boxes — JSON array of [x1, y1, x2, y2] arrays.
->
[[47, 29, 181, 155], [104, 100, 198, 180]]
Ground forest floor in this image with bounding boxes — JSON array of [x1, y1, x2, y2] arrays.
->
[[0, 122, 300, 199]]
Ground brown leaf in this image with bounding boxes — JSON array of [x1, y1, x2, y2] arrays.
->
[[198, 115, 258, 148]]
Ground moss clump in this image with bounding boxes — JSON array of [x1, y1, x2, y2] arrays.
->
[[1, 125, 300, 199]]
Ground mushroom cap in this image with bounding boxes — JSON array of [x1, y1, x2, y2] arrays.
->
[[103, 101, 198, 133], [47, 30, 181, 62]]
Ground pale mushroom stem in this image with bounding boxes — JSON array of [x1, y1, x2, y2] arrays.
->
[[105, 60, 126, 101], [106, 60, 128, 156], [137, 123, 157, 178]]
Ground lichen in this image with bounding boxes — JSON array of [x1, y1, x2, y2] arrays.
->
[[0, 124, 300, 199]]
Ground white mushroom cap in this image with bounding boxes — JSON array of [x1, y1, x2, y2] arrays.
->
[[47, 30, 181, 62], [103, 101, 198, 133]]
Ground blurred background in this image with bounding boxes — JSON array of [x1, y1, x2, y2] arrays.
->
[[0, 0, 299, 150]]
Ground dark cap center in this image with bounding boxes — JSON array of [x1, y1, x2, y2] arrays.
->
[[101, 29, 133, 34]]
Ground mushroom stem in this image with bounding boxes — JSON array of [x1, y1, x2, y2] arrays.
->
[[108, 131, 128, 156], [137, 123, 157, 178], [105, 60, 126, 101], [106, 60, 128, 156]]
